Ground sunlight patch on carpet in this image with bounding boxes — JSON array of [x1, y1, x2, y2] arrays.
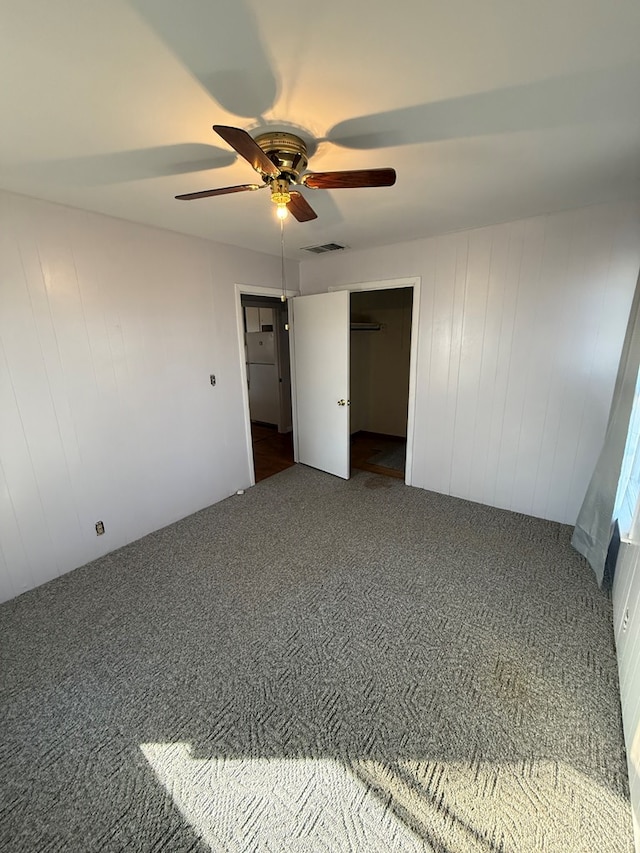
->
[[353, 758, 631, 853], [140, 742, 428, 852], [141, 743, 631, 853]]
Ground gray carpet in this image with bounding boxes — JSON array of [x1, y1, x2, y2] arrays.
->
[[367, 441, 406, 471], [0, 465, 633, 852]]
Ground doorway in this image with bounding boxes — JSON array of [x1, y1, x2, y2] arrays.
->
[[289, 276, 420, 485], [240, 294, 294, 482], [349, 287, 413, 479]]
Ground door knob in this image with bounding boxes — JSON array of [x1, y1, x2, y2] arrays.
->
[[337, 399, 350, 406]]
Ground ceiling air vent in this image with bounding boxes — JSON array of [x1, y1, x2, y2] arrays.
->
[[301, 242, 348, 254]]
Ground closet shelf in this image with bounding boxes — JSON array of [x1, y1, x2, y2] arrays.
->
[[350, 322, 381, 331]]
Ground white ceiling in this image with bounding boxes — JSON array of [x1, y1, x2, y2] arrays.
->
[[1, 0, 639, 260]]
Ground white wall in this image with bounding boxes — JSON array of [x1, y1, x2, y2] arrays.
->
[[2, 194, 638, 604], [614, 533, 640, 850], [301, 201, 640, 524], [0, 190, 298, 603]]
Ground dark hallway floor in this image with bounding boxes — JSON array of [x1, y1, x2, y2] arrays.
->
[[251, 425, 405, 483], [251, 423, 295, 482]]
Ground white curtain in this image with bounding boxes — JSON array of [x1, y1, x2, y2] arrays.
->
[[572, 270, 640, 585]]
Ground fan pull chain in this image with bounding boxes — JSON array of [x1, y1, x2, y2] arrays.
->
[[280, 217, 287, 303]]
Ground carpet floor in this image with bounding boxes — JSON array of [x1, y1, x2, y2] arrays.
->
[[0, 465, 633, 852], [367, 441, 407, 472]]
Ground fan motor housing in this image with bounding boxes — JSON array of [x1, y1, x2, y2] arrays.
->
[[254, 132, 308, 181]]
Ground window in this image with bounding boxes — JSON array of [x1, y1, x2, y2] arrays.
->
[[614, 367, 640, 540]]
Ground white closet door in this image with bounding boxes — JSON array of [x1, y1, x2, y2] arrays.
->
[[291, 291, 350, 479]]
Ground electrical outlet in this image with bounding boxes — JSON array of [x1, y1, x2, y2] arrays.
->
[[95, 520, 105, 536], [210, 374, 216, 386]]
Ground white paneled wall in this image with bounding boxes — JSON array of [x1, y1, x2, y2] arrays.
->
[[0, 190, 298, 603], [614, 538, 640, 850], [1, 192, 638, 604], [300, 201, 640, 524]]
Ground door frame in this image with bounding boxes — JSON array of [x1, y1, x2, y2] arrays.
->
[[234, 283, 299, 487], [328, 276, 421, 486]]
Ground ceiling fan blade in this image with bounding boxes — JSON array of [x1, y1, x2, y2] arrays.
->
[[288, 191, 318, 222], [175, 183, 261, 201], [213, 125, 281, 178], [302, 168, 396, 189]]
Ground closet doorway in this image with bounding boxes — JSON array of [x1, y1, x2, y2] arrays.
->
[[349, 287, 414, 479], [289, 276, 420, 485]]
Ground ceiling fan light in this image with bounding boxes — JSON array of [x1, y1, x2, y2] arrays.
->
[[272, 190, 291, 204], [276, 203, 289, 221], [271, 177, 291, 206]]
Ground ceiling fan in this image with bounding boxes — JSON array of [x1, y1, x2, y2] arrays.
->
[[175, 125, 396, 222]]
